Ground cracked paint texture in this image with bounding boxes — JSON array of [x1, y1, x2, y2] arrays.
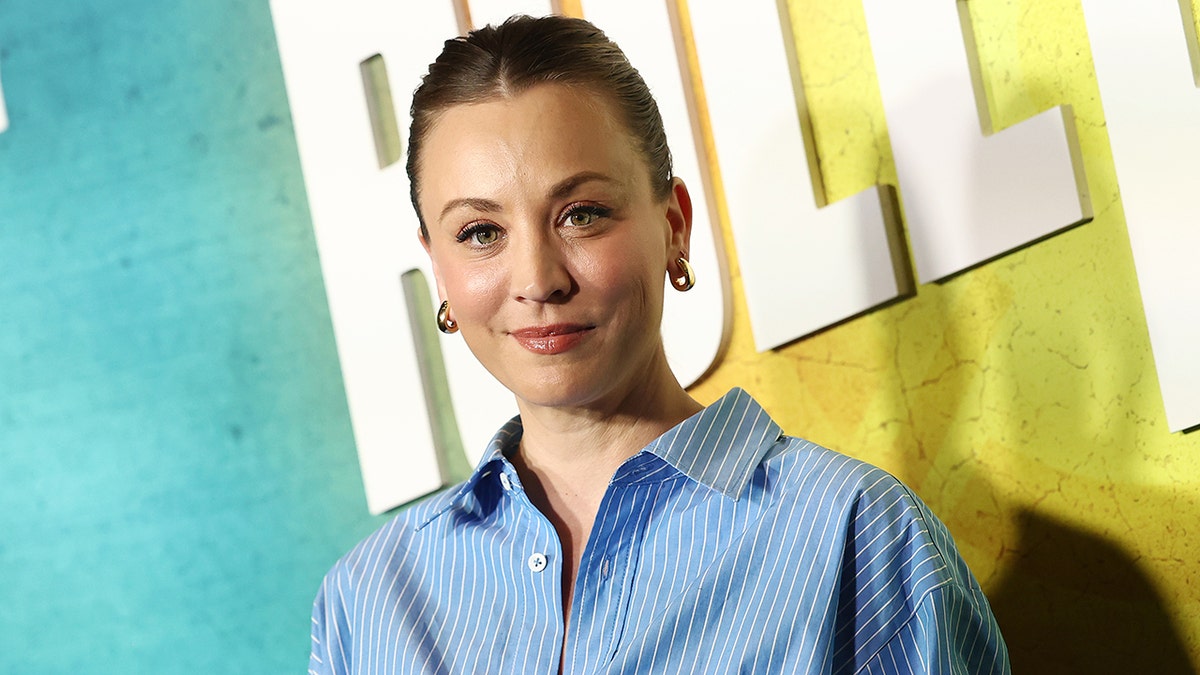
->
[[687, 0, 1200, 671]]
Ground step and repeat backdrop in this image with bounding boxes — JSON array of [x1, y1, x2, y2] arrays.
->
[[2, 0, 1198, 671]]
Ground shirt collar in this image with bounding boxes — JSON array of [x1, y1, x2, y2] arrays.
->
[[417, 388, 784, 527], [641, 387, 784, 499], [414, 417, 522, 529]]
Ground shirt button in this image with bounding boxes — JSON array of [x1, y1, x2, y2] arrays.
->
[[527, 553, 548, 573], [499, 472, 513, 491]]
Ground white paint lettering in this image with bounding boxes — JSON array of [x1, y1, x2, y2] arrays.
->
[[686, 0, 908, 351], [0, 60, 9, 134], [861, 0, 1091, 283], [464, 0, 555, 30], [1081, 0, 1200, 432]]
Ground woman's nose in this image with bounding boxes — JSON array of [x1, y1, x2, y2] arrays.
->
[[511, 235, 572, 303]]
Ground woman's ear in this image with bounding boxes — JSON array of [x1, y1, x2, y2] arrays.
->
[[665, 177, 694, 259], [419, 230, 449, 302]]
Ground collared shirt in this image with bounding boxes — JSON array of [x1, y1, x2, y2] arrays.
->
[[310, 388, 1009, 674]]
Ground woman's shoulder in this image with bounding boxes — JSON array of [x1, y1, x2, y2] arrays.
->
[[763, 434, 961, 566], [764, 434, 909, 503]]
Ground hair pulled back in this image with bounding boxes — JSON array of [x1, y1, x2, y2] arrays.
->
[[407, 14, 673, 237]]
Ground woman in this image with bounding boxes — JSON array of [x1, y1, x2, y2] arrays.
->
[[310, 15, 1008, 674]]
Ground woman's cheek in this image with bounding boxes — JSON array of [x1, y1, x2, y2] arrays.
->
[[449, 261, 506, 321]]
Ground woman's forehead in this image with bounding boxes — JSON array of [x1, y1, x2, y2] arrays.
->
[[426, 83, 629, 150], [417, 85, 651, 212]]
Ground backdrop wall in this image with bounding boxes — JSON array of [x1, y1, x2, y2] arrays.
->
[[688, 1, 1200, 672], [1, 0, 1197, 673], [0, 2, 384, 671]]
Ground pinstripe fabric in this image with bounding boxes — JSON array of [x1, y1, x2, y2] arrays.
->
[[310, 388, 1009, 674]]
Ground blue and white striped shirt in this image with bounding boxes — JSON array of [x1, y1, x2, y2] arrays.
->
[[310, 388, 1009, 674]]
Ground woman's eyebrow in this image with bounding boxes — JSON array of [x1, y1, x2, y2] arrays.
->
[[438, 196, 503, 223], [438, 172, 619, 223], [549, 171, 619, 201]]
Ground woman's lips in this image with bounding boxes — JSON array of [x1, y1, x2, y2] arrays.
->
[[509, 324, 594, 354]]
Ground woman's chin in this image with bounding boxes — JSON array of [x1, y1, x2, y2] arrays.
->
[[510, 381, 597, 411], [503, 367, 618, 412]]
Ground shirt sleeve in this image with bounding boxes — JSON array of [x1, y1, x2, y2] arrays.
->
[[842, 475, 1011, 675], [309, 567, 352, 675], [856, 580, 1010, 675]]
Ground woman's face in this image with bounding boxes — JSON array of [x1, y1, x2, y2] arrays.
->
[[418, 84, 691, 411]]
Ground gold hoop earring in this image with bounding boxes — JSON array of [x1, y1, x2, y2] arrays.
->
[[436, 300, 458, 334], [671, 257, 695, 292]]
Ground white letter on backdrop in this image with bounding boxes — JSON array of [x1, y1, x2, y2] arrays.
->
[[686, 0, 906, 352], [861, 0, 1091, 283], [0, 60, 9, 134], [1081, 0, 1200, 432], [579, 0, 727, 385], [270, 0, 514, 514], [462, 0, 555, 30]]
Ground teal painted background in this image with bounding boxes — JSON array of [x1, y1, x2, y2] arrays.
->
[[0, 1, 384, 670]]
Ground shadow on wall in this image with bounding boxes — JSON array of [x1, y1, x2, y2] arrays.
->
[[878, 181, 1195, 671], [988, 508, 1193, 675]]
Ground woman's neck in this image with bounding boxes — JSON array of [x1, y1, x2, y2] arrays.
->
[[508, 364, 703, 637], [512, 365, 702, 511]]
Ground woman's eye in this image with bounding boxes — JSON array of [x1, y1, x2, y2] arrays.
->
[[569, 210, 597, 227], [563, 205, 610, 228], [472, 228, 499, 245], [456, 223, 501, 247]]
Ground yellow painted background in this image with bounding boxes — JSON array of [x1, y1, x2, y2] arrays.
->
[[671, 0, 1200, 671]]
